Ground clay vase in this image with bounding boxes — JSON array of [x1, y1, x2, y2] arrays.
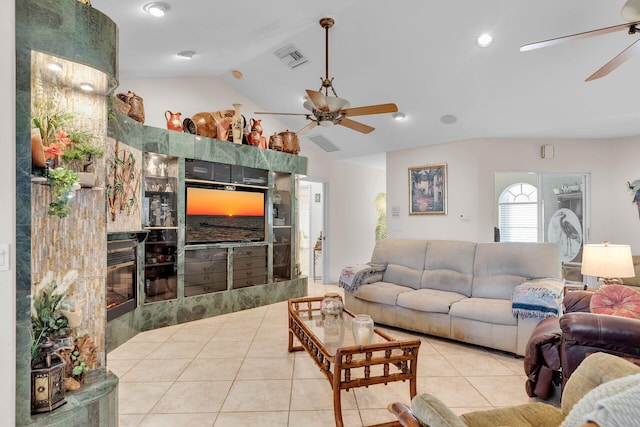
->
[[269, 132, 284, 151], [249, 118, 263, 135], [184, 112, 216, 138], [248, 131, 262, 146], [231, 103, 243, 144], [279, 130, 300, 154], [165, 110, 183, 132]]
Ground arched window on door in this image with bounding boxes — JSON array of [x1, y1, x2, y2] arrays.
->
[[498, 183, 538, 242]]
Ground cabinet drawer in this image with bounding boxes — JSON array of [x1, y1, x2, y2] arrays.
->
[[186, 248, 228, 261], [234, 246, 267, 259], [185, 259, 227, 274], [184, 271, 227, 286], [233, 256, 266, 271], [233, 270, 267, 288], [184, 281, 227, 296]]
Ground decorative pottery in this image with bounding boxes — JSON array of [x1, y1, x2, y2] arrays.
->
[[279, 130, 300, 154], [231, 103, 243, 144], [249, 118, 263, 135], [31, 128, 47, 168], [269, 133, 284, 151], [248, 130, 262, 146], [184, 112, 216, 138], [351, 314, 374, 345], [164, 110, 183, 132]]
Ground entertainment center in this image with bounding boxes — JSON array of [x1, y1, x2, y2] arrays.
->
[[106, 112, 308, 350]]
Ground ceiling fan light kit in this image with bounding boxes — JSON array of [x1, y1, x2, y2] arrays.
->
[[255, 17, 398, 135]]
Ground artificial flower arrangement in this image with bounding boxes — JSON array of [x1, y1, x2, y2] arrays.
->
[[31, 85, 104, 217], [30, 270, 97, 390]]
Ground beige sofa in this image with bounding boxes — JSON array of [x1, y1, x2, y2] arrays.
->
[[344, 239, 561, 356]]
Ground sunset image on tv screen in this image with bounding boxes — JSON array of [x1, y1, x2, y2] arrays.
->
[[187, 187, 264, 216]]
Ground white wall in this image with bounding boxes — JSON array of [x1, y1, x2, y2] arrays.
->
[[2, 0, 16, 420], [119, 76, 385, 283], [386, 137, 640, 252]]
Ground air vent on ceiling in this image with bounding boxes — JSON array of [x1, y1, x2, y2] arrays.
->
[[308, 134, 340, 152], [274, 44, 308, 69]]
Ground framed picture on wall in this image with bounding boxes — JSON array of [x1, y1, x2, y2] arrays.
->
[[409, 163, 447, 215]]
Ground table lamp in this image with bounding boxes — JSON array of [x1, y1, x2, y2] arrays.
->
[[581, 242, 635, 285]]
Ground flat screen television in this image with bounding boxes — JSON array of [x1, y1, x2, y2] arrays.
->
[[186, 184, 266, 244]]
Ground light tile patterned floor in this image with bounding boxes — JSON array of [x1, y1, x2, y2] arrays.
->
[[108, 282, 553, 427]]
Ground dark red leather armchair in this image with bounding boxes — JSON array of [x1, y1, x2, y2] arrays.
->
[[524, 289, 640, 399], [559, 291, 640, 386]]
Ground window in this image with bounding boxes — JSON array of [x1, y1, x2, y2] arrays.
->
[[498, 183, 538, 242]]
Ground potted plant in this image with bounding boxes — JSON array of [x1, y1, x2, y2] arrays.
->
[[46, 167, 80, 218], [59, 333, 97, 391], [30, 270, 77, 360], [60, 130, 105, 187]]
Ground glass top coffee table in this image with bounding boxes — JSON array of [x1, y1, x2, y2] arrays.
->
[[288, 296, 421, 427]]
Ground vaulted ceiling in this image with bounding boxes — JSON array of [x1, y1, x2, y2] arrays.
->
[[93, 0, 640, 163]]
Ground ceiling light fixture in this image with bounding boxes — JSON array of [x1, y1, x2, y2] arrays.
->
[[476, 33, 493, 47], [231, 70, 243, 79], [79, 82, 94, 92], [143, 2, 170, 17], [177, 50, 196, 59], [392, 112, 406, 121], [47, 62, 63, 72]]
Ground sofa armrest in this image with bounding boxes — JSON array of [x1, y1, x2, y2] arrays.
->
[[559, 312, 640, 384]]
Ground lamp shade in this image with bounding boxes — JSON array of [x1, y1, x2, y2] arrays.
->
[[581, 243, 635, 279]]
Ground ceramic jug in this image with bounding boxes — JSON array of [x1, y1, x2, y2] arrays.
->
[[248, 131, 262, 146], [165, 110, 183, 132], [250, 118, 263, 135]]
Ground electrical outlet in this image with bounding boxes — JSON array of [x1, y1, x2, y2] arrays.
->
[[0, 244, 8, 271]]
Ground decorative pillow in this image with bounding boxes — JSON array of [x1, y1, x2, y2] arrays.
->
[[590, 285, 640, 319]]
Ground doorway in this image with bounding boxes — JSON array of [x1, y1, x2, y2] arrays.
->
[[298, 178, 327, 282]]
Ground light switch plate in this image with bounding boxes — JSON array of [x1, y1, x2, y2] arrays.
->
[[0, 244, 9, 271]]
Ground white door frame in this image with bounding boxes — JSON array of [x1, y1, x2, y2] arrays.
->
[[298, 177, 328, 283]]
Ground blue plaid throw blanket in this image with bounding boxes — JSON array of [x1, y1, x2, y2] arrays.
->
[[512, 278, 565, 318], [338, 263, 387, 293]]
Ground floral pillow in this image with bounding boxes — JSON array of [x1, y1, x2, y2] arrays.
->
[[590, 284, 640, 319]]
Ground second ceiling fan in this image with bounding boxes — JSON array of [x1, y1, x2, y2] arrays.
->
[[255, 17, 398, 134], [521, 0, 640, 81]]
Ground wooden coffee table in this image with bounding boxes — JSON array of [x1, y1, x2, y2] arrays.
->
[[288, 296, 421, 427]]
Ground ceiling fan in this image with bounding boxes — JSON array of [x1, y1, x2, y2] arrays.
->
[[255, 17, 398, 134], [520, 0, 640, 81]]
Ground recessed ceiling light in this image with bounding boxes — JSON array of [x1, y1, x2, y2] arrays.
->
[[231, 70, 243, 79], [476, 33, 493, 47], [177, 50, 196, 59], [440, 114, 458, 124], [79, 82, 94, 92], [143, 2, 170, 17], [392, 112, 406, 121], [47, 62, 63, 72]]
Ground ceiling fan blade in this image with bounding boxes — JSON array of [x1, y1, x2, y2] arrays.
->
[[297, 121, 318, 135], [520, 21, 640, 52], [342, 103, 398, 117], [305, 89, 330, 111], [339, 118, 375, 134], [254, 111, 310, 116], [586, 38, 640, 81]]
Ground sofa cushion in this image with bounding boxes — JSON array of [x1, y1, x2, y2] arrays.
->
[[351, 282, 413, 306], [383, 264, 423, 290], [396, 289, 467, 314], [371, 239, 428, 270], [472, 242, 561, 300], [421, 240, 476, 296], [449, 298, 518, 326]]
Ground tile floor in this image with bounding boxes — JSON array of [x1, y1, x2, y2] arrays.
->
[[108, 282, 554, 427]]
